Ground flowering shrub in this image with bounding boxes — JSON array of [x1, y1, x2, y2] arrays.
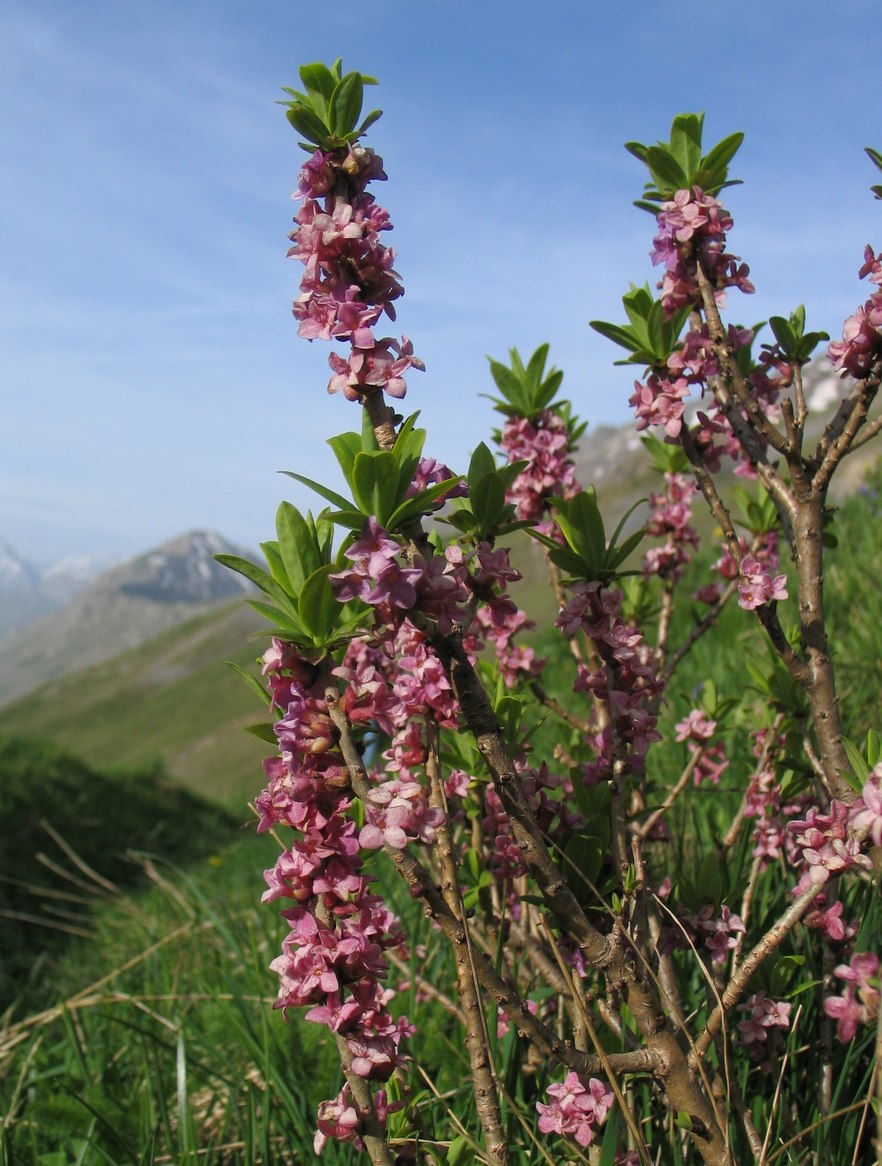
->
[[221, 65, 882, 1165]]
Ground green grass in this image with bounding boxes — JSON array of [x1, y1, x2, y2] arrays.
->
[[1, 837, 357, 1165]]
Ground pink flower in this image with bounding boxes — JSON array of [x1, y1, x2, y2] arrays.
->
[[737, 992, 792, 1048], [675, 709, 717, 743], [359, 778, 444, 850], [537, 1073, 614, 1148], [828, 250, 882, 379], [824, 952, 880, 1042], [737, 555, 788, 610], [314, 1086, 361, 1154]]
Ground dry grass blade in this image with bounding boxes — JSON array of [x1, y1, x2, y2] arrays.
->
[[39, 818, 121, 895]]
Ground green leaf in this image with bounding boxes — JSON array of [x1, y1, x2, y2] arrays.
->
[[387, 475, 464, 529], [327, 509, 371, 531], [645, 145, 689, 193], [487, 358, 528, 410], [670, 113, 703, 177], [556, 491, 606, 566], [699, 131, 744, 184], [298, 565, 341, 642], [356, 108, 383, 137], [299, 63, 336, 96], [589, 318, 641, 354], [259, 540, 292, 592], [471, 473, 506, 534], [280, 470, 353, 513], [351, 451, 400, 523], [391, 413, 427, 497], [441, 508, 478, 533], [468, 442, 497, 484], [446, 1134, 476, 1165], [842, 736, 871, 787], [609, 526, 646, 568], [276, 502, 321, 593], [525, 342, 550, 389], [329, 72, 363, 138], [214, 553, 292, 610], [244, 722, 279, 744], [225, 661, 271, 707], [867, 730, 881, 768], [285, 106, 330, 145], [327, 431, 364, 486], [246, 598, 306, 637]]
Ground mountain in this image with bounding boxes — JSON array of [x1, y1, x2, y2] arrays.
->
[[0, 539, 53, 637], [0, 530, 254, 708], [0, 540, 113, 638]]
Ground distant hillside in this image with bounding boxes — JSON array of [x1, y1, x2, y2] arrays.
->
[[0, 530, 254, 707], [0, 599, 271, 808]]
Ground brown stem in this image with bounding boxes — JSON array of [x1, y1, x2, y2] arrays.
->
[[694, 261, 789, 461], [813, 363, 882, 488], [426, 722, 510, 1166], [362, 391, 398, 449], [689, 880, 821, 1069], [528, 679, 593, 734], [653, 580, 676, 673], [427, 628, 616, 967], [792, 361, 808, 436], [789, 492, 851, 798], [843, 407, 882, 454], [635, 747, 703, 841]]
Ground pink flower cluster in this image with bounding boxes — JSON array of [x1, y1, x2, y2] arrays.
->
[[674, 708, 729, 786], [482, 761, 582, 884], [736, 992, 792, 1058], [829, 245, 882, 379], [466, 544, 545, 689], [332, 518, 539, 653], [499, 410, 580, 523], [737, 554, 788, 610], [256, 639, 416, 1150], [630, 370, 690, 438], [651, 186, 754, 317], [536, 1072, 614, 1148], [710, 531, 786, 611], [313, 1084, 401, 1155], [785, 767, 882, 894], [643, 472, 699, 580], [558, 583, 664, 782], [823, 951, 880, 1042], [683, 903, 746, 965], [289, 144, 424, 399]]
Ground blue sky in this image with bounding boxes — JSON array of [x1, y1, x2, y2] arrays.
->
[[3, 0, 880, 562]]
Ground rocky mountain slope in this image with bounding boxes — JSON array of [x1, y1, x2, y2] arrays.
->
[[0, 540, 113, 639], [0, 530, 253, 707]]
